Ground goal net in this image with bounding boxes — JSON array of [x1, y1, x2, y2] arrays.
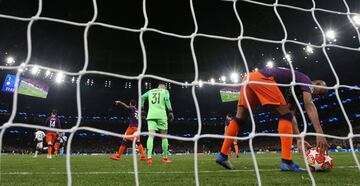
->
[[0, 0, 360, 185]]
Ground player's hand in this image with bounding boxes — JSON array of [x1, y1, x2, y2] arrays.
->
[[296, 138, 311, 155], [316, 136, 329, 155], [168, 111, 174, 122]]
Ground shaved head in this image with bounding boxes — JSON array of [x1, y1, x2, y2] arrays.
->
[[311, 80, 328, 96]]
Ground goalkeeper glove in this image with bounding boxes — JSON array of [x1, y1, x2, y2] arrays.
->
[[168, 111, 174, 122]]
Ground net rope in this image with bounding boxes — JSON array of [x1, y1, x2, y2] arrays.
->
[[0, 0, 359, 185]]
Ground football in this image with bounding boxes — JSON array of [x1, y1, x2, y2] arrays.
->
[[305, 148, 334, 172]]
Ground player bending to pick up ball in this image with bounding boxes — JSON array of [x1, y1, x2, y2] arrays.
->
[[45, 110, 61, 159], [141, 82, 174, 165], [33, 129, 45, 158], [216, 67, 329, 171], [111, 100, 146, 161]]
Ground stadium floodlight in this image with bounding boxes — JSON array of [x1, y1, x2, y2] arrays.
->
[[210, 78, 215, 85], [198, 80, 203, 87], [305, 45, 314, 54], [220, 75, 226, 83], [18, 63, 25, 72], [31, 65, 39, 75], [353, 15, 360, 26], [254, 68, 259, 72], [55, 71, 64, 84], [266, 61, 274, 68], [325, 30, 336, 40], [45, 70, 51, 77], [230, 72, 239, 83], [285, 54, 292, 62], [6, 57, 15, 65]]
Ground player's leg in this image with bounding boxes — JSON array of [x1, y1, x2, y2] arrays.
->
[[159, 128, 171, 164], [34, 142, 42, 158], [217, 73, 258, 169], [136, 136, 146, 160], [59, 144, 64, 157], [146, 120, 157, 165], [217, 106, 248, 169], [233, 139, 239, 158], [274, 105, 305, 172], [46, 133, 54, 159], [111, 139, 127, 160], [54, 142, 60, 156]]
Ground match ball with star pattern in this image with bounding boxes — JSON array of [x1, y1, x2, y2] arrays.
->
[[305, 148, 334, 172]]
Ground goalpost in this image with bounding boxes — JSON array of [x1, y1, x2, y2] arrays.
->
[[0, 0, 360, 186]]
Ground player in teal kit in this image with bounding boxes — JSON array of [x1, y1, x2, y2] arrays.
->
[[141, 82, 174, 165]]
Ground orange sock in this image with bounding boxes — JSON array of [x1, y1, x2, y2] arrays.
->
[[137, 143, 145, 157], [48, 146, 52, 156], [234, 144, 239, 156], [221, 120, 240, 155], [117, 145, 126, 158], [278, 113, 293, 160]]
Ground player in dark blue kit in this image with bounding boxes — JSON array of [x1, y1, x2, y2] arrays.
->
[[111, 100, 146, 161], [45, 110, 61, 159]]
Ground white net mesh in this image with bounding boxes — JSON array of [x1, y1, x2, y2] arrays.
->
[[0, 0, 359, 185]]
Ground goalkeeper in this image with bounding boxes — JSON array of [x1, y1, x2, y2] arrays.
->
[[141, 82, 174, 165]]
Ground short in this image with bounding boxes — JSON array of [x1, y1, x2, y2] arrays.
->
[[124, 127, 140, 142], [36, 142, 43, 149], [238, 71, 287, 109], [46, 132, 57, 145], [147, 119, 168, 131]]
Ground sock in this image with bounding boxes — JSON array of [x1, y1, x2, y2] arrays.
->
[[234, 144, 239, 156], [162, 139, 169, 158], [34, 150, 38, 157], [278, 113, 293, 160], [117, 145, 126, 158], [220, 119, 241, 155], [60, 149, 64, 156], [147, 137, 154, 158], [282, 159, 293, 164], [48, 145, 52, 156], [137, 143, 145, 157]]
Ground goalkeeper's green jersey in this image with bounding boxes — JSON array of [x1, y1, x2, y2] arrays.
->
[[141, 88, 172, 120]]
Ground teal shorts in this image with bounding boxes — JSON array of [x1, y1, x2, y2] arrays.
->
[[147, 119, 168, 131]]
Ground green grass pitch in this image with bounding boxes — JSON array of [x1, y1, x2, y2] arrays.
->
[[1, 153, 360, 186]]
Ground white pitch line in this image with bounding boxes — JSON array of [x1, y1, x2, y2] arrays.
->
[[1, 166, 358, 175]]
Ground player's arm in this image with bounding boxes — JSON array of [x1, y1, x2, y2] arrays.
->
[[164, 90, 174, 122], [141, 91, 149, 109], [141, 91, 149, 117], [115, 100, 129, 109], [303, 92, 329, 153]]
